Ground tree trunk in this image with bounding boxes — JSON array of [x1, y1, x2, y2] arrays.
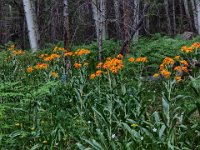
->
[[172, 0, 176, 35], [92, 0, 106, 61], [196, 0, 200, 34], [191, 0, 198, 31], [123, 0, 131, 53], [164, 0, 172, 35], [183, 0, 193, 31], [63, 0, 70, 50], [114, 0, 122, 39], [22, 0, 39, 52], [133, 0, 140, 42]]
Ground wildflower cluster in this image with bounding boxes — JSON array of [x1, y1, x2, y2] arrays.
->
[[74, 49, 90, 56], [128, 57, 148, 63], [153, 55, 190, 82], [43, 54, 61, 61], [90, 55, 124, 80], [181, 42, 200, 53]]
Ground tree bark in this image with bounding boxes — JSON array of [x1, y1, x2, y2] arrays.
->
[[164, 0, 172, 35], [123, 0, 131, 53], [92, 0, 106, 61], [183, 0, 193, 31], [114, 0, 122, 39], [196, 0, 200, 34], [63, 0, 70, 50], [133, 0, 140, 42], [22, 0, 39, 52]]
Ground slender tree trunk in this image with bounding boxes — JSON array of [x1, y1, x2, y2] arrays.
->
[[172, 0, 176, 35], [191, 0, 198, 31], [179, 0, 183, 33], [164, 0, 172, 35], [133, 0, 140, 42], [63, 0, 70, 50], [22, 0, 39, 52], [183, 0, 193, 31], [123, 0, 131, 53], [92, 0, 106, 61], [114, 0, 122, 39], [196, 0, 200, 34]]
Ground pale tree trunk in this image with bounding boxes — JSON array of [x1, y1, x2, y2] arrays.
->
[[23, 0, 39, 52], [133, 0, 140, 42], [63, 0, 70, 50], [114, 0, 122, 39], [183, 0, 193, 31], [92, 0, 106, 61], [191, 0, 198, 31], [179, 0, 183, 33], [164, 0, 172, 35], [196, 0, 200, 34]]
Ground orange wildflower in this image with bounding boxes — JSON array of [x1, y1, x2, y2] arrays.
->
[[84, 62, 89, 66], [117, 54, 123, 59], [96, 62, 103, 69], [175, 76, 182, 82], [159, 63, 165, 71], [51, 72, 59, 78], [35, 63, 48, 70], [174, 56, 180, 60], [180, 60, 188, 67], [160, 69, 171, 78], [162, 57, 175, 65], [135, 57, 148, 63], [64, 51, 73, 57], [74, 49, 90, 56], [26, 67, 34, 73], [129, 57, 135, 63], [12, 50, 25, 56], [182, 66, 188, 73], [96, 70, 103, 77], [174, 66, 182, 73], [90, 74, 96, 79], [74, 63, 82, 69], [192, 42, 200, 48]]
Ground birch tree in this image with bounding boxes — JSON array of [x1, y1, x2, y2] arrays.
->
[[92, 0, 106, 61], [22, 0, 39, 52], [196, 0, 200, 34]]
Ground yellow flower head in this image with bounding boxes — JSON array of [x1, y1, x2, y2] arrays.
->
[[153, 73, 159, 78], [131, 123, 138, 127]]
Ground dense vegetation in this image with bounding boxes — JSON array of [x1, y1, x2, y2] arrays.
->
[[0, 36, 200, 149]]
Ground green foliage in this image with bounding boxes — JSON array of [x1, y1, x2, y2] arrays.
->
[[0, 37, 200, 149]]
